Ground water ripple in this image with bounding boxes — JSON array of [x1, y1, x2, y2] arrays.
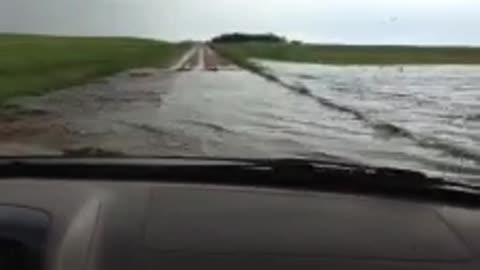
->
[[258, 61, 480, 180]]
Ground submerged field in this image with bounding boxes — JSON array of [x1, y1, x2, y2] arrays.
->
[[210, 42, 480, 181]]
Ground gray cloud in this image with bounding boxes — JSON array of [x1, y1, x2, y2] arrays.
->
[[1, 0, 480, 45]]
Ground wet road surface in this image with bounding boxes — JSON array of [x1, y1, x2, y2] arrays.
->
[[0, 45, 479, 181], [0, 45, 283, 158]]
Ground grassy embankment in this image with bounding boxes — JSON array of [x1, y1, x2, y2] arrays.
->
[[213, 42, 480, 65], [212, 42, 480, 79], [0, 34, 189, 103]]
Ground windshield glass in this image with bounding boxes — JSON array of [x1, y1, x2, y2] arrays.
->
[[0, 0, 479, 182]]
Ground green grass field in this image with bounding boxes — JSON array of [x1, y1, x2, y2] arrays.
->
[[0, 34, 188, 102], [213, 42, 480, 65]]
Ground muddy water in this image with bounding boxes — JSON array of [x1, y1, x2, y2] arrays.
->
[[1, 47, 479, 182], [256, 60, 480, 181]]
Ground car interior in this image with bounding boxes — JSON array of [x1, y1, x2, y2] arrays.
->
[[1, 158, 480, 270]]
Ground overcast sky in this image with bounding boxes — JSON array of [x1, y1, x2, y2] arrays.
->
[[1, 0, 480, 45]]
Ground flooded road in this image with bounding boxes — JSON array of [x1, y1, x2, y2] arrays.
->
[[1, 45, 479, 181]]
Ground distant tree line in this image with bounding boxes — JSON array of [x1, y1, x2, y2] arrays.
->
[[211, 33, 287, 43]]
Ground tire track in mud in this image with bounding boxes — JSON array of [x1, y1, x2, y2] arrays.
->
[[177, 45, 237, 72], [175, 46, 200, 71], [170, 46, 197, 71]]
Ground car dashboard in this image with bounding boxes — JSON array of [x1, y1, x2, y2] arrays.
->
[[1, 177, 480, 270]]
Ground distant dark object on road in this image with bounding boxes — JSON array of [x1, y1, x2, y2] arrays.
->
[[211, 33, 286, 43], [177, 65, 192, 72], [207, 66, 219, 71]]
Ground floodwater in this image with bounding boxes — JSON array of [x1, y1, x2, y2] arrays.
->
[[255, 60, 480, 181], [1, 47, 479, 182]]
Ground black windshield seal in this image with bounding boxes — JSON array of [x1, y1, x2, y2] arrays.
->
[[0, 157, 479, 207]]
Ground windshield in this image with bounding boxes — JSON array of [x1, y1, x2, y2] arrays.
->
[[0, 0, 479, 182]]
